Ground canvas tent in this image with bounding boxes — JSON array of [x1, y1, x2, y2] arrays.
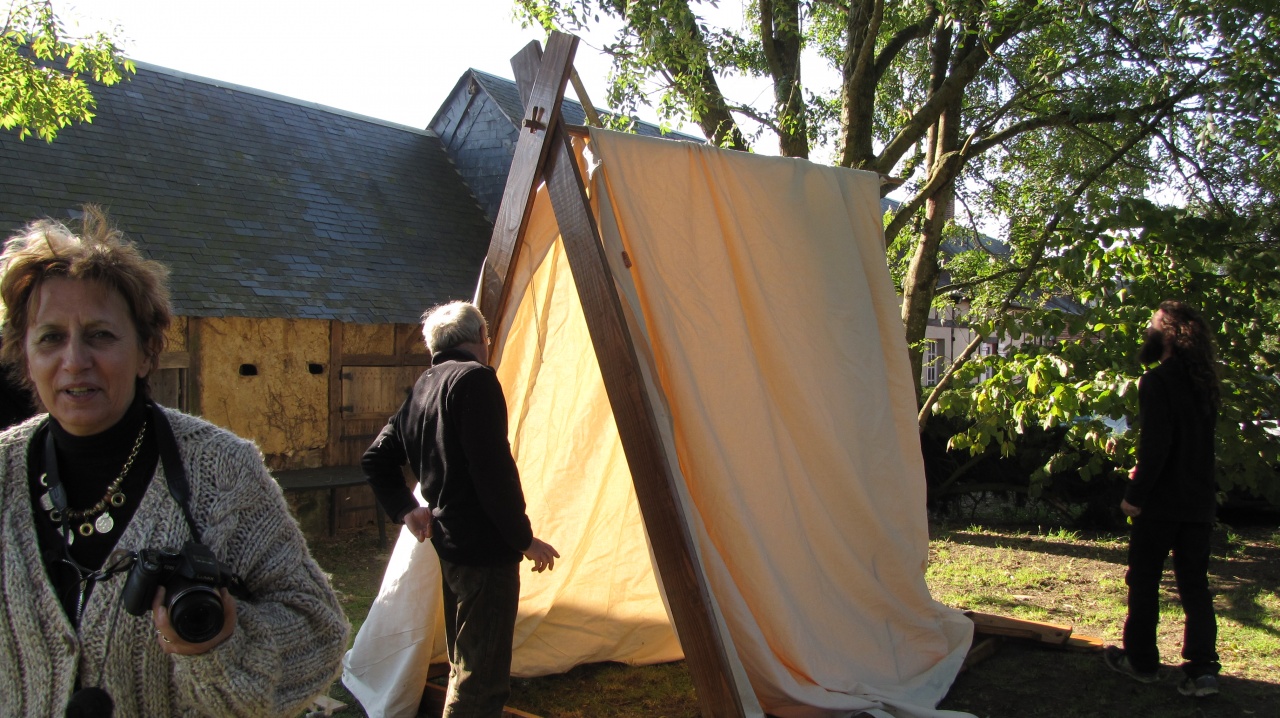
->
[[342, 33, 973, 718]]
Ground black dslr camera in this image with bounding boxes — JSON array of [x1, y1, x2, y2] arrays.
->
[[121, 541, 238, 643]]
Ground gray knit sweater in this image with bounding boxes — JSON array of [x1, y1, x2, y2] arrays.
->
[[0, 408, 350, 717]]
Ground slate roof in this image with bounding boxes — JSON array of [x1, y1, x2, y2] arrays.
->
[[430, 69, 703, 222], [0, 63, 493, 324], [467, 69, 703, 143]]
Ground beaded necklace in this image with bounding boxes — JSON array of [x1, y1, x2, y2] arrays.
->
[[38, 423, 147, 542]]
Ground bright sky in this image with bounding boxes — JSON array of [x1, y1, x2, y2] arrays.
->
[[60, 0, 614, 127], [59, 0, 701, 131]]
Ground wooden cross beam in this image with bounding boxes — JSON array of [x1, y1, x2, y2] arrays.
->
[[477, 31, 748, 718]]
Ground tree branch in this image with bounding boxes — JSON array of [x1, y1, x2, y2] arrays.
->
[[917, 102, 1179, 428], [934, 264, 1027, 295], [1153, 128, 1229, 215], [838, 0, 882, 168], [875, 3, 1036, 174], [968, 98, 1180, 156], [872, 5, 939, 85], [758, 0, 808, 157], [884, 148, 963, 245], [724, 102, 782, 135]]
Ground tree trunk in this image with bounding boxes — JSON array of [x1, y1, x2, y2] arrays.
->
[[902, 193, 951, 391], [901, 21, 963, 398], [838, 0, 880, 168], [759, 0, 808, 158]]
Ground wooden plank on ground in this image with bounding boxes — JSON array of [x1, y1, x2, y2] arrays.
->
[[960, 636, 1001, 673], [966, 611, 1072, 645], [1064, 634, 1106, 652]]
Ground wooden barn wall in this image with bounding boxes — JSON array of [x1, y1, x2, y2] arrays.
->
[[197, 316, 330, 471], [343, 322, 395, 355]]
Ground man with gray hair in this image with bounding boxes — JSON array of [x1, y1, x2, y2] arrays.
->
[[364, 300, 559, 717]]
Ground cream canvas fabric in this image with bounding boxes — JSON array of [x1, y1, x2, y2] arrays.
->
[[343, 129, 973, 718]]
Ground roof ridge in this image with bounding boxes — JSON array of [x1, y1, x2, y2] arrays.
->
[[129, 60, 437, 137]]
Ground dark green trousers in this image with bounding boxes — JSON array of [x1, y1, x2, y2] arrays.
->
[[439, 558, 521, 718]]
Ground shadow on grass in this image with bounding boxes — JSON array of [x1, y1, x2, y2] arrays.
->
[[938, 525, 1280, 654], [935, 528, 1129, 564], [942, 640, 1278, 718]]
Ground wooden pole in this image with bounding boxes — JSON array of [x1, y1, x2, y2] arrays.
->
[[569, 69, 602, 128], [327, 320, 343, 465], [186, 317, 202, 417]]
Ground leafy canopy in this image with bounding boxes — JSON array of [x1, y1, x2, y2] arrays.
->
[[1, 0, 133, 142]]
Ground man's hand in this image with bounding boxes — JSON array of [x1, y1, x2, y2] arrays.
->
[[523, 538, 560, 572], [1120, 499, 1142, 517], [404, 507, 434, 543]]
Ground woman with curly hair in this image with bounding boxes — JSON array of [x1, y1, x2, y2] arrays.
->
[[0, 206, 348, 716]]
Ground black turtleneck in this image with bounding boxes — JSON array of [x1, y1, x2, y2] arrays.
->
[[27, 393, 159, 625]]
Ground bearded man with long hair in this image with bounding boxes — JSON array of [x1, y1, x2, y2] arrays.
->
[[1104, 300, 1222, 698]]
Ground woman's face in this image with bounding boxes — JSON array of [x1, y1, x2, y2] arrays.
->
[[25, 278, 152, 436]]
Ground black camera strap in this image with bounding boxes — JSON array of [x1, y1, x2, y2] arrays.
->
[[147, 402, 202, 543], [148, 403, 251, 602]]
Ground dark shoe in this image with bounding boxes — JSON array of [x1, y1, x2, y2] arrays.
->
[[1178, 674, 1220, 697], [1104, 645, 1161, 684]]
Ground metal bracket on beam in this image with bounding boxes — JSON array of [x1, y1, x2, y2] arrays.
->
[[522, 106, 546, 133]]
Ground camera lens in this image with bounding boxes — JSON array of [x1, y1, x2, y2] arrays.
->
[[168, 586, 224, 643]]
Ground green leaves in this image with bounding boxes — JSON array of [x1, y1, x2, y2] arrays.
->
[[932, 197, 1280, 504], [1, 0, 134, 142]]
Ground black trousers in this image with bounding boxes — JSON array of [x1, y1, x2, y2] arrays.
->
[[1122, 516, 1220, 677]]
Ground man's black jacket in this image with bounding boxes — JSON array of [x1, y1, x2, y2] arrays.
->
[[363, 348, 533, 565], [1126, 355, 1218, 522]]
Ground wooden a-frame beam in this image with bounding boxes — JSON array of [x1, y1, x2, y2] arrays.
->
[[540, 104, 748, 718], [477, 33, 577, 327], [478, 31, 748, 718]]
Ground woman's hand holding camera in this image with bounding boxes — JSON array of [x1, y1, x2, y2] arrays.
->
[[152, 586, 237, 655]]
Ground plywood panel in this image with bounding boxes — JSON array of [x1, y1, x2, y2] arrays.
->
[[337, 415, 396, 466], [343, 323, 394, 355], [165, 316, 189, 352], [198, 317, 329, 469], [150, 368, 185, 410]]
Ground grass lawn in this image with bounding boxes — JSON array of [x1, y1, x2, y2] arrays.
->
[[305, 520, 1279, 717]]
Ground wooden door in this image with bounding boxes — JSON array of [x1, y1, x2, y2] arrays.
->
[[333, 365, 422, 530], [337, 365, 422, 465]]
